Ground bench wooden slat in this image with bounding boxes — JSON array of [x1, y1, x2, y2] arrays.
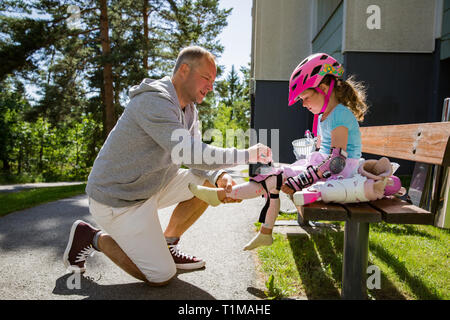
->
[[368, 197, 434, 225], [360, 122, 450, 166], [301, 201, 348, 221], [342, 202, 382, 223], [298, 198, 433, 225]]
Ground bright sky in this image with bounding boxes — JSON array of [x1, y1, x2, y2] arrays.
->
[[217, 0, 252, 80]]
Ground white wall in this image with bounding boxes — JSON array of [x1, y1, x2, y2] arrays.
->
[[343, 0, 437, 53], [252, 0, 313, 81]]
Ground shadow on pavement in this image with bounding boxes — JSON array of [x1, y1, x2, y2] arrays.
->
[[0, 195, 91, 255], [53, 273, 216, 300], [246, 286, 267, 299]]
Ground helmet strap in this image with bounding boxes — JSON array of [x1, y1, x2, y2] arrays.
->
[[312, 78, 335, 137]]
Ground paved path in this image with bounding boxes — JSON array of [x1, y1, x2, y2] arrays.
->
[[0, 167, 275, 300]]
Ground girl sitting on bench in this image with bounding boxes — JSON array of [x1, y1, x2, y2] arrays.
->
[[189, 53, 370, 250]]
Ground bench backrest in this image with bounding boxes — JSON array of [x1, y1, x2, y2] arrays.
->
[[360, 122, 450, 167], [360, 122, 450, 220]]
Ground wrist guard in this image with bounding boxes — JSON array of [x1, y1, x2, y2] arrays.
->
[[317, 147, 348, 178]]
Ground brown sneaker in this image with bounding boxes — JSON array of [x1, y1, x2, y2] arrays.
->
[[168, 240, 206, 270], [63, 220, 101, 273]]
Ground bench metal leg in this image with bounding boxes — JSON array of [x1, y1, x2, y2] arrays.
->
[[341, 221, 369, 300], [296, 211, 310, 226]]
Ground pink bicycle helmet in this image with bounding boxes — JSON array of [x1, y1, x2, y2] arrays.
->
[[288, 53, 344, 136], [288, 53, 344, 106]]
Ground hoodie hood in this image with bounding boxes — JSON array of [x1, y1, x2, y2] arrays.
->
[[128, 76, 197, 133], [129, 76, 180, 108]]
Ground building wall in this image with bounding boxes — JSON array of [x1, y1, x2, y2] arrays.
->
[[343, 0, 437, 53], [341, 0, 443, 172], [313, 0, 342, 36], [442, 0, 450, 60], [252, 0, 313, 81], [251, 0, 314, 163], [251, 0, 448, 166], [440, 0, 450, 116], [253, 81, 310, 163], [312, 1, 344, 63], [344, 51, 441, 126]]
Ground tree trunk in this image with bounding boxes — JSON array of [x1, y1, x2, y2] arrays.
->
[[99, 0, 115, 138], [1, 157, 10, 174], [17, 146, 22, 174], [114, 82, 120, 114], [38, 139, 43, 172], [142, 0, 149, 73]]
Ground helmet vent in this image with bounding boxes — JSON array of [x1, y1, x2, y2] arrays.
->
[[320, 54, 328, 60], [333, 62, 340, 67], [303, 74, 308, 85], [310, 65, 322, 77], [292, 70, 301, 81], [291, 83, 297, 91], [299, 58, 308, 67]]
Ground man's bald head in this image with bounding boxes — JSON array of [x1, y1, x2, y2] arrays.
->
[[173, 46, 216, 75]]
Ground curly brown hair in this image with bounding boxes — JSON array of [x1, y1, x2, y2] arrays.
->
[[320, 74, 368, 121]]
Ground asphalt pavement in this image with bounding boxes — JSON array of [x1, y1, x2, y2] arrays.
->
[[0, 166, 279, 300]]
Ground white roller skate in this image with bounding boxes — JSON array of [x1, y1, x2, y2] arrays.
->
[[293, 157, 399, 206]]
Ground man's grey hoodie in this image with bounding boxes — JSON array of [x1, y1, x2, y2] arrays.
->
[[86, 76, 248, 207]]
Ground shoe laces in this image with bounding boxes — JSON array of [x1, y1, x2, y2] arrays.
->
[[169, 244, 193, 260], [75, 245, 96, 263]]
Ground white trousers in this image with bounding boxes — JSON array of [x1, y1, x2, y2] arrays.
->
[[89, 169, 205, 283]]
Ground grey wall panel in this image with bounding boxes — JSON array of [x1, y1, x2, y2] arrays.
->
[[344, 52, 440, 126], [344, 50, 443, 174], [252, 0, 313, 81], [253, 81, 312, 163], [344, 0, 437, 53], [312, 1, 344, 63], [313, 0, 342, 37], [442, 0, 450, 60]]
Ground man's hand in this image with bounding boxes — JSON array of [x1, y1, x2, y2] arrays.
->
[[248, 143, 272, 164], [216, 172, 242, 203]]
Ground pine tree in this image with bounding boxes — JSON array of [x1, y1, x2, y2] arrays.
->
[[211, 64, 250, 128], [1, 0, 233, 179]]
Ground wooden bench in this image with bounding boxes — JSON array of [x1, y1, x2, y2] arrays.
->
[[294, 121, 450, 299]]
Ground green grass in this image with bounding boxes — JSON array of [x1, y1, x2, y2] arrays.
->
[[241, 168, 249, 182], [256, 215, 450, 300], [0, 184, 87, 217]]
